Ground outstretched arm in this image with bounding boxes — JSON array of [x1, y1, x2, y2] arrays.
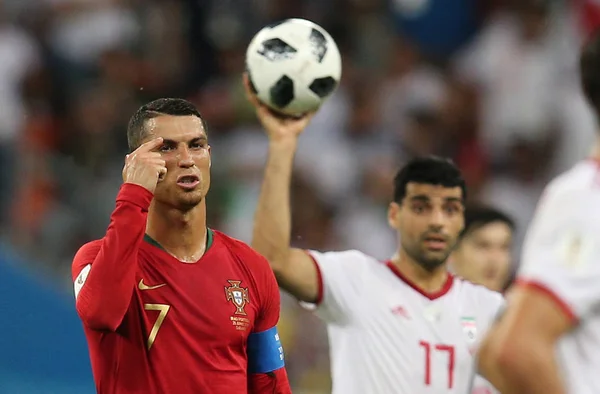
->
[[246, 74, 321, 302]]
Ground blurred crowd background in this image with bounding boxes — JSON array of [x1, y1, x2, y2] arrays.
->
[[1, 0, 598, 392]]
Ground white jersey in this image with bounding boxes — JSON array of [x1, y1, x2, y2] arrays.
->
[[305, 249, 503, 394], [517, 159, 600, 394]]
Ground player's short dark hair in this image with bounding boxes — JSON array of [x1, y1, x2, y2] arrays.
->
[[393, 156, 467, 203], [127, 98, 207, 152], [581, 28, 600, 120], [459, 205, 515, 240]]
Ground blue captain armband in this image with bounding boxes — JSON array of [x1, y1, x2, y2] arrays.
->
[[247, 326, 285, 373]]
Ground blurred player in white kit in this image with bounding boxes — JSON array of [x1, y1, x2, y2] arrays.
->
[[245, 76, 502, 393], [477, 28, 600, 394]]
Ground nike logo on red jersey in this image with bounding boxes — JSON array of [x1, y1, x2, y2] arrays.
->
[[138, 279, 166, 290]]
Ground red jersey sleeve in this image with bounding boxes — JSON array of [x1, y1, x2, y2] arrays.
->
[[247, 254, 291, 394], [248, 368, 291, 394], [72, 183, 152, 331], [254, 262, 281, 332]]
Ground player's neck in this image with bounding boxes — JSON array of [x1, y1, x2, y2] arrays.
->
[[390, 250, 449, 293], [145, 199, 208, 262]]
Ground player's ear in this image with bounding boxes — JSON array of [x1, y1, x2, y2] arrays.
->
[[388, 202, 401, 230], [208, 146, 212, 168], [457, 204, 465, 233]]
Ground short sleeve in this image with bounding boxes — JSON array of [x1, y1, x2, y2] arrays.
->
[[517, 186, 600, 321], [302, 250, 365, 324]]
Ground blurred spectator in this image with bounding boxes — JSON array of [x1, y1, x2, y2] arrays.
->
[[0, 4, 41, 227], [454, 0, 568, 169], [389, 0, 487, 60]]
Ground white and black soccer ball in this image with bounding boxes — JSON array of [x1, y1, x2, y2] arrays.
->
[[245, 18, 342, 117]]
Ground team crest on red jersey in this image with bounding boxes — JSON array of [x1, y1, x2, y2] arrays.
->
[[224, 280, 249, 315]]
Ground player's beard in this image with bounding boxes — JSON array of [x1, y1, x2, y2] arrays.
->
[[415, 254, 449, 272], [154, 183, 206, 212], [402, 239, 453, 272], [174, 188, 205, 211]]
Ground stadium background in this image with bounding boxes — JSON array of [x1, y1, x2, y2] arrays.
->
[[0, 0, 597, 392]]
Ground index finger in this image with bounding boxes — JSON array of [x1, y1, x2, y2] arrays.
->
[[135, 137, 164, 153]]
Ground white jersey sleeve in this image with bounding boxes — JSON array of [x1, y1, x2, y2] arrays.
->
[[304, 249, 368, 324], [518, 183, 600, 321]]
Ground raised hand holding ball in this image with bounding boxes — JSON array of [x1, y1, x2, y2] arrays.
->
[[245, 18, 342, 118]]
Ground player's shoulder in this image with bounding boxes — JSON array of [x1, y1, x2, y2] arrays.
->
[[72, 239, 103, 267], [542, 161, 600, 204], [71, 239, 103, 282], [530, 161, 600, 231], [212, 230, 269, 268], [454, 276, 504, 309], [308, 248, 380, 270]]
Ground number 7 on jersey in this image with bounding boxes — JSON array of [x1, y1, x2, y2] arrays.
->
[[144, 303, 170, 350], [419, 340, 455, 389]]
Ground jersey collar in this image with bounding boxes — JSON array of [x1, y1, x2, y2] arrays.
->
[[144, 228, 214, 253], [385, 261, 454, 300]]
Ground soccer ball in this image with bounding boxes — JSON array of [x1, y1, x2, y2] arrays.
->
[[245, 18, 342, 117]]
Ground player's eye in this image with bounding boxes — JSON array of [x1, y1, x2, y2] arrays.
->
[[160, 145, 173, 152], [412, 205, 427, 214], [444, 205, 459, 214]]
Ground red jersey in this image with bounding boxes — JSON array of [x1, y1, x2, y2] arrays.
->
[[72, 184, 290, 394]]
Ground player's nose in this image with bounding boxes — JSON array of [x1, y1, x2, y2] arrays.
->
[[429, 207, 446, 227], [177, 147, 195, 168]]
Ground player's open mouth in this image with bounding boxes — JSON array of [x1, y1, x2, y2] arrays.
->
[[423, 235, 447, 250], [176, 175, 200, 189]]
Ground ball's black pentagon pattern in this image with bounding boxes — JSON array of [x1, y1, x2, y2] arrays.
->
[[308, 28, 328, 63], [270, 75, 295, 108], [257, 38, 297, 62], [309, 77, 336, 98]]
